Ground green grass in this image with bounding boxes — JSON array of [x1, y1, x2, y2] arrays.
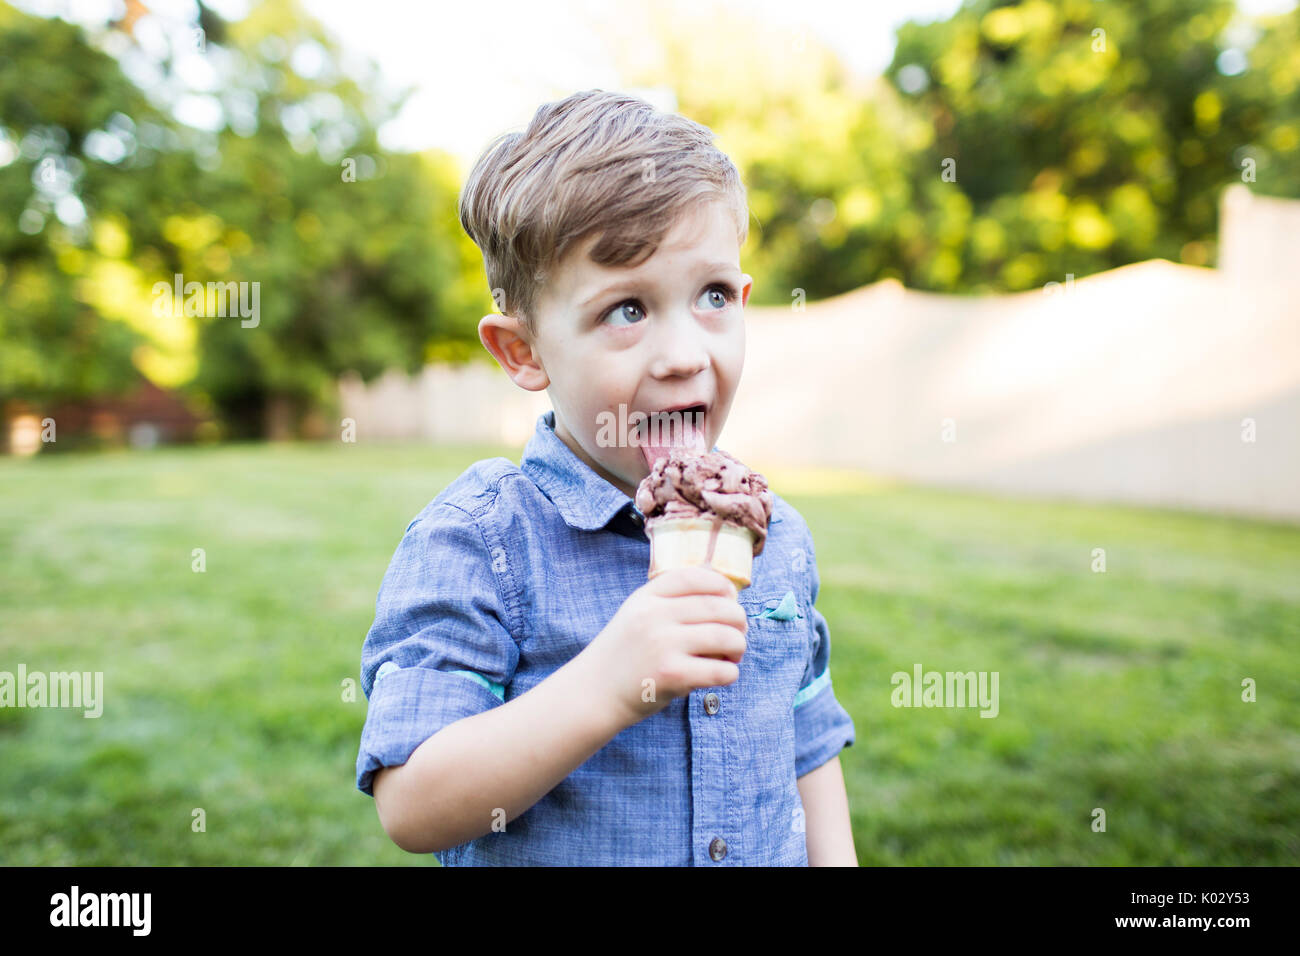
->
[[1, 442, 1297, 864]]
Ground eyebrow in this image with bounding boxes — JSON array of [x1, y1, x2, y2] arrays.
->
[[578, 262, 742, 309]]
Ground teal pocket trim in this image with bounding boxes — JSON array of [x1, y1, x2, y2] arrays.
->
[[450, 669, 505, 702], [760, 590, 802, 621], [793, 668, 830, 710]]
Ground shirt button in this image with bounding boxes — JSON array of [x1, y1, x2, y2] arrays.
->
[[709, 837, 727, 861], [704, 692, 720, 715]]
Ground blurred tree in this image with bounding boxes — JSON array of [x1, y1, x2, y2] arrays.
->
[[886, 0, 1300, 291], [1, 0, 486, 439], [143, 0, 485, 437], [0, 4, 190, 412], [1220, 1, 1300, 195]]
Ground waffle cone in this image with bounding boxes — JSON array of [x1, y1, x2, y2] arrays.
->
[[646, 516, 756, 590]]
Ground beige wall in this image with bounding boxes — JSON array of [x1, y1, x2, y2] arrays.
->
[[340, 187, 1300, 522]]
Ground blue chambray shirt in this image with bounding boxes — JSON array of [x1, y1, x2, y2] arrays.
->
[[356, 409, 855, 865]]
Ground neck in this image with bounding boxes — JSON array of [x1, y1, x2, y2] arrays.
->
[[552, 412, 640, 500]]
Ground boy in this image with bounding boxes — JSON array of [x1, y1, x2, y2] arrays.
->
[[355, 89, 856, 865]]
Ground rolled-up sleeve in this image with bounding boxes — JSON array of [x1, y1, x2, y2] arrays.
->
[[356, 502, 520, 796], [793, 524, 855, 779]]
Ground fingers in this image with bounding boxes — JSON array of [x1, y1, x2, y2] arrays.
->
[[676, 652, 741, 688], [650, 566, 738, 600], [682, 623, 747, 664], [671, 594, 747, 632]]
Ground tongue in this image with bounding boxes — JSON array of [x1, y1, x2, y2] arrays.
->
[[639, 411, 708, 471]]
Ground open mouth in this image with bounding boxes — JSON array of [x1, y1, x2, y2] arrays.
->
[[638, 404, 709, 470]]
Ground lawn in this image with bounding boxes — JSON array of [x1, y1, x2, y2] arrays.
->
[[1, 442, 1297, 865]]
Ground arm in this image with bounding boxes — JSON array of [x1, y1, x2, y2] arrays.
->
[[797, 755, 857, 866], [373, 645, 630, 854]]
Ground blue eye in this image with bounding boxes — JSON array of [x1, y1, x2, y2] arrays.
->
[[697, 283, 739, 311], [600, 284, 739, 326], [602, 300, 646, 327]]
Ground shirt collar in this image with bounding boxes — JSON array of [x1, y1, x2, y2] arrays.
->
[[521, 410, 642, 533]]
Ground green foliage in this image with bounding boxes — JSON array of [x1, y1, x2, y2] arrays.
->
[[0, 5, 166, 404], [182, 0, 484, 433], [0, 0, 485, 434], [883, 0, 1300, 290]]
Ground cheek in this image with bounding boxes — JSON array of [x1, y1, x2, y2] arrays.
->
[[598, 374, 641, 413], [721, 321, 745, 379], [569, 365, 638, 418]]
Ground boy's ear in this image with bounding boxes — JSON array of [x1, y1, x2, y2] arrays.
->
[[478, 313, 550, 391], [740, 273, 753, 308]]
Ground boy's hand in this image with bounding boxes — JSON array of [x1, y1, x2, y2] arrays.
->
[[585, 566, 748, 726]]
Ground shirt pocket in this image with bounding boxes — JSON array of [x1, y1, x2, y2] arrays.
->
[[739, 586, 812, 710]]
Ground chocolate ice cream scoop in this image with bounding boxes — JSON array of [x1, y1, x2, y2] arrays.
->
[[635, 449, 775, 555]]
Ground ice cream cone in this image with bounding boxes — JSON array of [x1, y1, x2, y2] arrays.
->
[[646, 515, 756, 590]]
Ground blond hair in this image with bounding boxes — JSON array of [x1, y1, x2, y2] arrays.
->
[[458, 89, 749, 337]]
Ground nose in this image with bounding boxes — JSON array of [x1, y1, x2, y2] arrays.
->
[[647, 311, 709, 379]]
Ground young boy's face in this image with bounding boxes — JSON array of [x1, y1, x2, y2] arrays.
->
[[482, 200, 752, 501]]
